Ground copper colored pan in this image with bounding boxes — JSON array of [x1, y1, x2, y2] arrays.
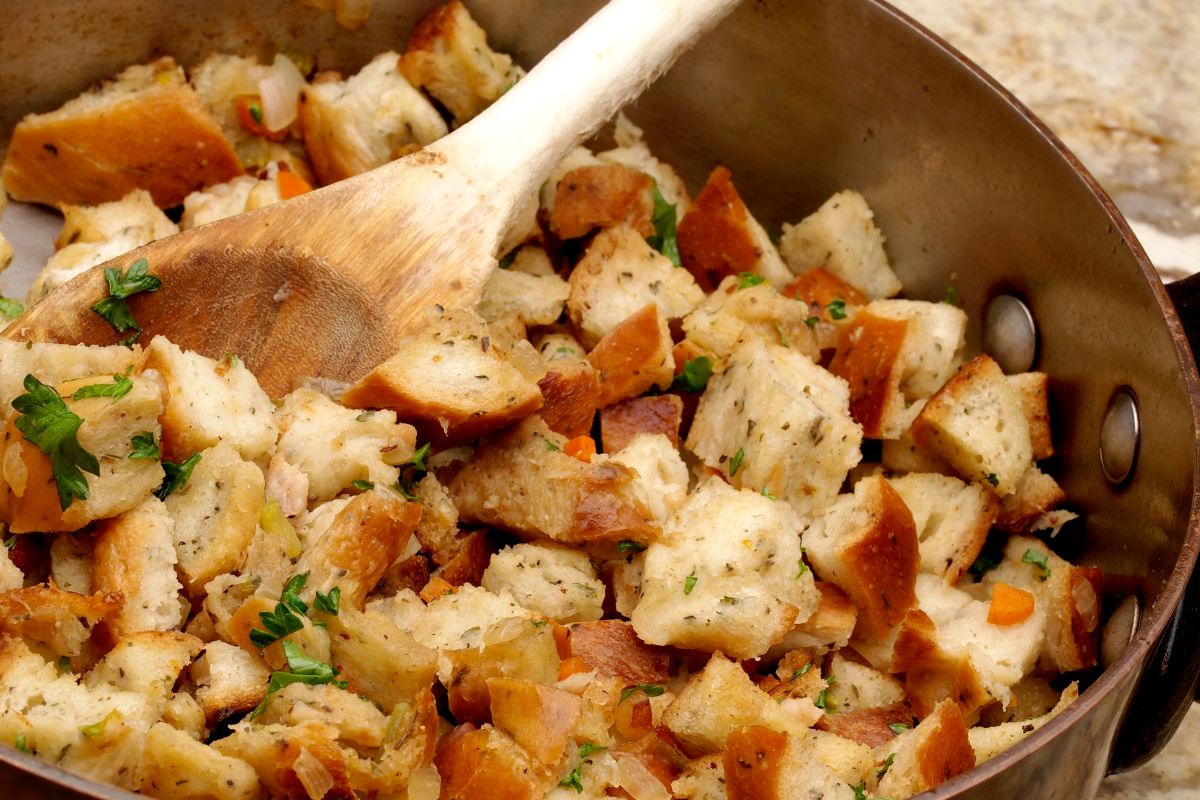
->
[[1, 1, 1199, 798]]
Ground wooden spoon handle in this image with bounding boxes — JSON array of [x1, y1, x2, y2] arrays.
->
[[430, 0, 741, 227]]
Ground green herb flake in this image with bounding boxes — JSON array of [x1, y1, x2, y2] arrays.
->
[[944, 285, 957, 305], [646, 183, 681, 268], [888, 722, 911, 735], [0, 297, 24, 321], [684, 573, 698, 595], [281, 572, 310, 615], [616, 539, 646, 553], [250, 640, 347, 719], [852, 783, 868, 800], [673, 356, 713, 393], [796, 559, 809, 579], [578, 742, 606, 759], [761, 486, 777, 501], [13, 733, 29, 753], [12, 374, 100, 510], [790, 663, 814, 681], [155, 452, 201, 500], [545, 439, 561, 452], [314, 586, 341, 616], [498, 249, 518, 270], [128, 431, 160, 461], [984, 472, 999, 487], [729, 447, 745, 477], [827, 298, 848, 321], [394, 442, 432, 500], [620, 683, 666, 703], [3, 537, 15, 551], [815, 688, 829, 710], [70, 369, 133, 401], [90, 258, 161, 341], [804, 315, 820, 328], [249, 101, 264, 125], [773, 321, 790, 347], [968, 554, 999, 578], [530, 619, 548, 628], [56, 656, 72, 674], [351, 479, 374, 491], [78, 710, 119, 739], [877, 752, 895, 779], [737, 272, 766, 289], [1022, 548, 1052, 581]]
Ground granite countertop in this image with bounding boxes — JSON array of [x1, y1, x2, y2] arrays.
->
[[891, 1, 1200, 796]]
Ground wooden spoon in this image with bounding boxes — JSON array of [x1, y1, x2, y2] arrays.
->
[[3, 0, 738, 397]]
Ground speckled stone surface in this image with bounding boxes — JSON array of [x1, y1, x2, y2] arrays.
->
[[891, 1, 1200, 795]]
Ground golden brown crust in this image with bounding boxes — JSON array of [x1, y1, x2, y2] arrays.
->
[[434, 724, 543, 800], [551, 163, 655, 240], [587, 303, 674, 408], [843, 477, 920, 639], [677, 166, 760, 292], [600, 394, 684, 454], [782, 267, 869, 310], [487, 677, 582, 765], [814, 701, 913, 747], [915, 701, 976, 788], [828, 312, 910, 438], [431, 528, 497, 588], [722, 725, 789, 800], [214, 721, 355, 800], [566, 619, 670, 684], [0, 584, 121, 657], [537, 361, 601, 439], [1008, 372, 1053, 460], [892, 610, 989, 721], [374, 553, 432, 597], [569, 463, 660, 555]]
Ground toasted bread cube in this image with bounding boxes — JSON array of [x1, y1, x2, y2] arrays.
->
[[325, 605, 438, 711], [568, 224, 705, 349], [779, 190, 900, 299], [144, 337, 276, 461], [969, 682, 1078, 764], [874, 699, 975, 798], [164, 441, 264, 595], [0, 340, 143, 412], [824, 652, 905, 714], [91, 498, 185, 637], [686, 337, 862, 517], [680, 275, 821, 364], [672, 756, 727, 800], [342, 309, 543, 445], [479, 268, 569, 326], [412, 473, 461, 565], [537, 358, 601, 440], [769, 582, 859, 658], [450, 416, 658, 554], [140, 722, 260, 800], [0, 374, 164, 534], [889, 609, 988, 721], [275, 387, 417, 503], [29, 227, 158, 301], [297, 489, 421, 609], [0, 539, 23, 592], [1008, 372, 1053, 460], [663, 653, 806, 755], [815, 702, 915, 748], [257, 683, 388, 749], [551, 163, 656, 240], [632, 478, 818, 660], [608, 433, 689, 524], [49, 534, 93, 594], [601, 395, 683, 454], [431, 528, 498, 588], [996, 465, 1067, 533], [565, 619, 670, 685], [869, 300, 967, 399], [87, 631, 201, 707], [371, 584, 530, 657], [803, 476, 919, 640], [191, 641, 270, 726], [442, 617, 561, 724], [213, 720, 356, 800], [488, 677, 582, 766], [179, 173, 282, 231], [482, 543, 605, 623], [400, 0, 522, 125], [0, 585, 120, 657], [723, 726, 875, 800], [888, 473, 998, 584], [299, 52, 447, 184], [677, 166, 792, 291], [3, 57, 242, 208], [587, 303, 676, 408], [782, 267, 869, 310], [597, 113, 692, 213], [56, 189, 178, 249], [909, 355, 1034, 496], [434, 723, 546, 800]]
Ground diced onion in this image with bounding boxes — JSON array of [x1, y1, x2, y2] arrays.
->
[[293, 747, 335, 800], [335, 0, 372, 30], [1072, 574, 1101, 633], [616, 755, 671, 800], [407, 765, 442, 800], [779, 696, 824, 727], [399, 532, 421, 561], [3, 443, 28, 496], [258, 55, 306, 133]]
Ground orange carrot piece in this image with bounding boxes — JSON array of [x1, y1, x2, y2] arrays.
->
[[987, 582, 1036, 625], [277, 169, 313, 199], [558, 655, 590, 681], [419, 576, 456, 603], [563, 435, 598, 463], [237, 96, 288, 141]]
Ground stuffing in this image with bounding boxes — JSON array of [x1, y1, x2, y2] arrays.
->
[[779, 190, 901, 299], [139, 722, 261, 800], [324, 606, 438, 711], [722, 726, 872, 800], [596, 113, 691, 212], [91, 498, 186, 637], [411, 473, 461, 565], [600, 394, 683, 454], [632, 478, 818, 660], [29, 228, 158, 302], [679, 274, 821, 364], [86, 632, 203, 711], [487, 677, 582, 766], [0, 339, 143, 411], [482, 543, 605, 623], [1008, 372, 1054, 460], [0, 538, 24, 592], [824, 652, 906, 714], [0, 585, 121, 658], [551, 163, 656, 240], [607, 432, 689, 524], [49, 533, 93, 594], [434, 723, 547, 799], [190, 640, 270, 726], [995, 466, 1067, 533], [888, 472, 999, 584], [56, 189, 178, 249], [179, 172, 283, 231], [873, 699, 975, 798], [537, 356, 602, 440], [587, 303, 676, 407], [769, 582, 859, 657], [968, 682, 1078, 764], [563, 619, 670, 685], [478, 267, 569, 326]]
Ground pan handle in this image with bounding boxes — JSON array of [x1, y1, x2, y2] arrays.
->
[[1106, 272, 1200, 773]]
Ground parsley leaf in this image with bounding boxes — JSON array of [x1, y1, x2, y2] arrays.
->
[[12, 374, 99, 510], [3, 537, 15, 551], [351, 479, 374, 491], [729, 447, 745, 477], [250, 640, 347, 719], [70, 369, 133, 401], [804, 315, 820, 328], [620, 683, 666, 703], [877, 752, 895, 779], [737, 272, 765, 289], [128, 431, 160, 460], [78, 710, 120, 739], [395, 442, 431, 500], [684, 573, 698, 595], [249, 573, 314, 647], [852, 783, 868, 800], [0, 297, 24, 321], [827, 298, 847, 321], [773, 321, 790, 347], [968, 554, 999, 578], [796, 559, 809, 579], [314, 587, 341, 616], [646, 183, 681, 268], [90, 258, 161, 341], [761, 486, 778, 501], [888, 722, 911, 735], [1022, 548, 1052, 580], [672, 356, 713, 393], [559, 742, 607, 793], [815, 687, 830, 710], [616, 540, 646, 553], [281, 572, 310, 615], [790, 663, 813, 680], [155, 452, 200, 500], [498, 249, 518, 270], [984, 472, 999, 487]]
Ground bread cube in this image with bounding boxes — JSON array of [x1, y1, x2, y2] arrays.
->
[[537, 358, 602, 439], [680, 275, 821, 364], [568, 224, 705, 348], [1008, 372, 1054, 460], [299, 52, 448, 184], [0, 539, 23, 592], [596, 113, 691, 213], [0, 585, 120, 657], [996, 465, 1067, 533], [909, 354, 1034, 496], [600, 395, 683, 454], [482, 543, 605, 623], [431, 527, 498, 588], [564, 619, 670, 685], [550, 162, 655, 240], [342, 309, 543, 445], [434, 724, 547, 799], [163, 441, 264, 595], [803, 476, 919, 640], [0, 340, 142, 412], [325, 605, 438, 711], [190, 640, 270, 726], [87, 631, 201, 708], [869, 300, 967, 399], [274, 387, 417, 503], [139, 722, 260, 800], [91, 498, 185, 637], [768, 582, 859, 658], [179, 173, 282, 231], [825, 652, 905, 714], [814, 702, 915, 749], [49, 533, 93, 594], [672, 756, 727, 800], [489, 677, 582, 767], [0, 373, 164, 533], [56, 189, 178, 249], [888, 473, 998, 584], [587, 303, 676, 407], [632, 478, 818, 660], [779, 190, 900, 299], [400, 0, 523, 125], [874, 699, 975, 798], [607, 433, 689, 524], [969, 682, 1077, 764], [411, 473, 461, 565], [677, 166, 792, 291], [479, 268, 569, 326], [29, 227, 156, 302], [213, 720, 356, 800], [3, 57, 242, 208], [723, 726, 875, 800]]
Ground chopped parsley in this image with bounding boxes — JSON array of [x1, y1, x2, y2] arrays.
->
[[248, 100, 264, 125], [944, 285, 957, 305], [804, 315, 820, 328], [250, 640, 347, 719], [70, 369, 133, 401], [620, 682, 666, 702], [852, 783, 868, 800], [968, 554, 999, 578], [0, 297, 24, 321], [497, 249, 518, 270], [314, 586, 341, 616], [790, 663, 813, 681], [737, 272, 765, 289], [155, 452, 201, 500], [12, 374, 99, 510], [684, 573, 698, 595], [1022, 548, 1052, 580], [616, 540, 646, 553], [559, 742, 607, 792], [773, 321, 790, 347], [729, 447, 745, 477], [888, 722, 911, 735], [877, 753, 895, 778], [78, 710, 119, 739], [395, 442, 431, 500], [544, 439, 561, 453], [13, 733, 29, 753], [827, 298, 847, 321], [646, 183, 681, 268], [351, 479, 374, 491], [3, 537, 15, 551], [796, 559, 809, 579], [673, 356, 713, 393], [90, 258, 161, 343], [984, 472, 999, 487], [761, 486, 778, 500], [815, 687, 830, 710], [128, 431, 160, 460]]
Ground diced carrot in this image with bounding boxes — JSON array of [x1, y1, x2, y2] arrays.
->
[[419, 576, 456, 603], [557, 655, 590, 681], [277, 169, 313, 199], [987, 582, 1036, 625], [563, 435, 597, 463], [551, 622, 572, 659], [237, 96, 288, 141]]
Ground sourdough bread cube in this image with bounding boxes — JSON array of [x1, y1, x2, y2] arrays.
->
[[91, 498, 186, 637], [412, 473, 461, 565], [341, 308, 543, 445], [608, 433, 689, 524], [399, 0, 523, 126], [596, 113, 691, 213], [139, 722, 261, 800], [482, 543, 605, 623], [568, 224, 705, 348], [0, 340, 143, 411], [145, 336, 277, 461], [873, 699, 975, 798], [825, 652, 905, 714], [324, 605, 438, 711], [56, 189, 178, 249], [632, 478, 818, 660], [191, 640, 270, 725], [2, 57, 243, 208], [212, 720, 356, 800], [299, 52, 448, 184], [803, 476, 919, 640], [179, 173, 281, 231], [0, 373, 164, 534], [779, 190, 901, 299], [434, 724, 549, 800], [680, 275, 820, 364], [767, 582, 859, 658], [274, 387, 417, 503], [587, 303, 676, 408], [479, 267, 569, 326], [881, 400, 953, 474], [30, 227, 158, 302], [685, 337, 863, 517], [909, 354, 1033, 496], [600, 395, 683, 454], [164, 441, 264, 595], [888, 473, 999, 584], [256, 683, 387, 748], [86, 631, 202, 711], [50, 534, 94, 594], [671, 756, 727, 800], [540, 145, 603, 215], [551, 163, 656, 240], [723, 726, 874, 800], [869, 299, 967, 399], [1008, 372, 1054, 460], [0, 585, 120, 658], [969, 682, 1078, 764], [677, 166, 792, 291], [996, 465, 1067, 533]]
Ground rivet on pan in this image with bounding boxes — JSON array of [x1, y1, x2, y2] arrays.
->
[[1099, 388, 1140, 485], [983, 295, 1037, 374], [1102, 594, 1140, 668]]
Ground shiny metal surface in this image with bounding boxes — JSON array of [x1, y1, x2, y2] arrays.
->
[[1100, 388, 1141, 486], [0, 0, 1198, 798], [1102, 595, 1141, 670], [983, 294, 1039, 375]]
